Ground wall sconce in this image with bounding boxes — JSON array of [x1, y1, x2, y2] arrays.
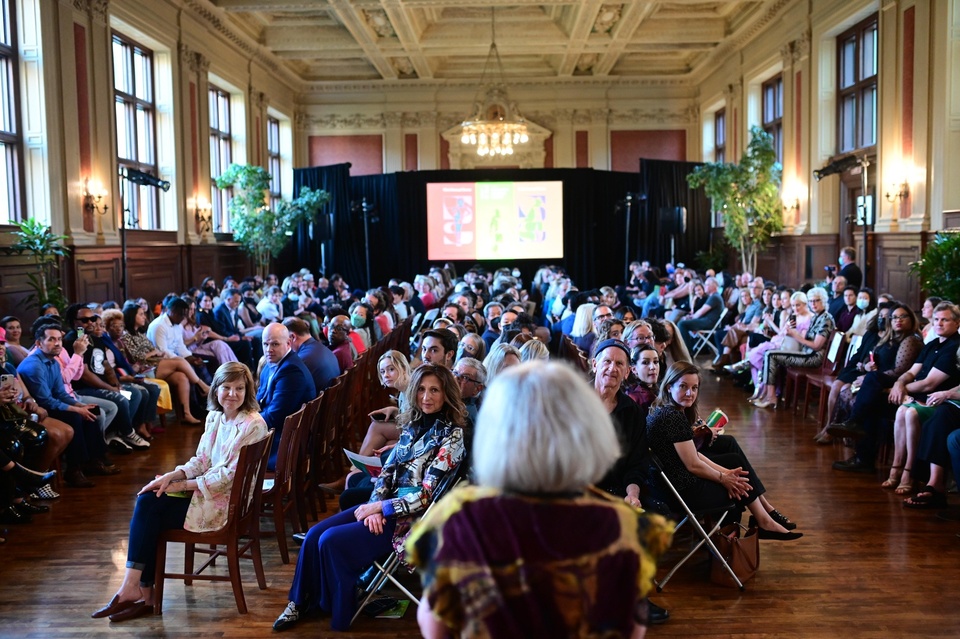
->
[[885, 181, 909, 203], [192, 197, 213, 240], [84, 178, 109, 241], [783, 198, 800, 213]]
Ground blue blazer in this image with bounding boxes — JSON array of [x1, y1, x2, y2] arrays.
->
[[257, 351, 317, 467], [213, 302, 241, 337], [296, 337, 340, 393]]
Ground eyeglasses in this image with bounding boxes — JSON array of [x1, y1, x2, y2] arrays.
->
[[891, 315, 911, 321], [78, 315, 100, 323], [594, 313, 613, 321], [453, 371, 481, 385]]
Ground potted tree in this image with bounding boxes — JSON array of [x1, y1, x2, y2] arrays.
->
[[910, 231, 960, 303], [5, 218, 71, 312], [687, 126, 783, 275], [215, 164, 331, 277]]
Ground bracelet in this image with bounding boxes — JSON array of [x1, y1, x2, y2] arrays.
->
[[717, 470, 723, 482]]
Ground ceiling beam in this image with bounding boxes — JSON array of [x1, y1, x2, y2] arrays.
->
[[325, 0, 399, 80]]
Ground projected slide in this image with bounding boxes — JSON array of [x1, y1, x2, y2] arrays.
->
[[426, 181, 564, 261]]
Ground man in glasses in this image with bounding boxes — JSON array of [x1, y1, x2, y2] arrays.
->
[[64, 304, 151, 457], [453, 358, 487, 425]]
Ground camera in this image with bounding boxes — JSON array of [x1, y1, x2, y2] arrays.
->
[[824, 265, 836, 274]]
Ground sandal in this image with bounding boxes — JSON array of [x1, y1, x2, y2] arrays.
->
[[903, 486, 948, 510], [894, 469, 916, 495], [881, 466, 903, 489]]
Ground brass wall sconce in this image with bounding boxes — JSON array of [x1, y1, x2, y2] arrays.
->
[[885, 181, 909, 203], [783, 198, 800, 213], [193, 197, 213, 240], [84, 178, 109, 240]]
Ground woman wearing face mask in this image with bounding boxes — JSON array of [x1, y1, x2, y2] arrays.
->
[[813, 302, 897, 444], [846, 288, 877, 337], [347, 301, 377, 349], [647, 362, 801, 540]]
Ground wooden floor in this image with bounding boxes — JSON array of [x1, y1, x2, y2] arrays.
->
[[2, 360, 960, 638]]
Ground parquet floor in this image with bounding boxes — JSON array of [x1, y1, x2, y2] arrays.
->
[[1, 362, 959, 638]]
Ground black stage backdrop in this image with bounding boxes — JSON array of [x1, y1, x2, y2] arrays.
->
[[283, 164, 711, 291], [639, 158, 713, 272]]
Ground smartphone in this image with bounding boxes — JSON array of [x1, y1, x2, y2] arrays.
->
[[77, 327, 85, 338], [0, 374, 15, 390], [89, 405, 101, 416]]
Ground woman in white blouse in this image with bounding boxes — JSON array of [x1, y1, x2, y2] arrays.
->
[[91, 361, 268, 622]]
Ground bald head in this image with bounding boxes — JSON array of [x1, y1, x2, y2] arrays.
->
[[263, 323, 292, 364]]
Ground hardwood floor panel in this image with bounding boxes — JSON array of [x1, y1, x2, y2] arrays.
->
[[1, 364, 958, 637]]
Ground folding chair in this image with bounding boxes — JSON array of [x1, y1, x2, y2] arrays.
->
[[350, 463, 466, 625], [690, 307, 729, 359], [648, 454, 745, 592]]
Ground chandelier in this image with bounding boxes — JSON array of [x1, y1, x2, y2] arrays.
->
[[460, 9, 529, 157]]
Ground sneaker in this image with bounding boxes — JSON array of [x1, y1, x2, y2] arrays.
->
[[30, 484, 61, 500], [106, 435, 133, 455], [122, 432, 151, 450], [274, 601, 301, 631]]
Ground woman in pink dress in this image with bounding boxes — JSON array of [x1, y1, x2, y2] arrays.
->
[[182, 297, 238, 366], [742, 291, 812, 401]]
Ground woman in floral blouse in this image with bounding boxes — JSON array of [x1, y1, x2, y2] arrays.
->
[[91, 362, 268, 622], [274, 363, 466, 633]]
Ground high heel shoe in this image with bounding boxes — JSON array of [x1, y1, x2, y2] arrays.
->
[[881, 466, 903, 489], [11, 463, 57, 489], [752, 397, 776, 409]]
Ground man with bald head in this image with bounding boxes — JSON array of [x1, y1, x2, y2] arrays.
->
[[257, 323, 316, 469]]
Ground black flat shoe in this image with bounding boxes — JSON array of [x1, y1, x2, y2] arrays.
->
[[757, 528, 803, 541], [0, 505, 32, 525], [11, 464, 57, 489], [648, 601, 670, 624], [14, 500, 50, 515], [749, 512, 798, 531]]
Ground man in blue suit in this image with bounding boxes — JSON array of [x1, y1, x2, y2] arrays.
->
[[213, 288, 256, 366], [283, 317, 340, 392], [257, 323, 316, 470]]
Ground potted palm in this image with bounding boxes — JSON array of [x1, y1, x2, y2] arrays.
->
[[5, 218, 71, 312]]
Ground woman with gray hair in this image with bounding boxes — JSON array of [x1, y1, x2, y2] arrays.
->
[[406, 361, 673, 638], [752, 287, 836, 409]]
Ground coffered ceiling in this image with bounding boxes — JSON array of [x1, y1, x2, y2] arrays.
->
[[209, 0, 782, 87]]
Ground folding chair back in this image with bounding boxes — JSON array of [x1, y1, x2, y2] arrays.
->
[[691, 307, 729, 358], [648, 453, 745, 592]]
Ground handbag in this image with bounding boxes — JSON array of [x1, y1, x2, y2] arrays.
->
[[710, 523, 760, 587]]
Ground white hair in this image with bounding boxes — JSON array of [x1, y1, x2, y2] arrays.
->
[[806, 286, 828, 303], [473, 362, 621, 492]]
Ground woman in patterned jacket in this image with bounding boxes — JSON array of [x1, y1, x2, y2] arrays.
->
[[91, 362, 268, 622], [274, 363, 467, 633]]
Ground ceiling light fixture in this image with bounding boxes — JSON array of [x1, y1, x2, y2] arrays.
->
[[459, 8, 529, 157]]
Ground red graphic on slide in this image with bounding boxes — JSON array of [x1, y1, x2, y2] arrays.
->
[[443, 195, 474, 247]]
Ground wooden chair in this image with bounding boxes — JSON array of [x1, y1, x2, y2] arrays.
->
[[153, 431, 273, 615], [785, 332, 845, 412], [262, 406, 306, 564], [802, 334, 859, 424], [295, 393, 324, 528], [313, 375, 347, 501]]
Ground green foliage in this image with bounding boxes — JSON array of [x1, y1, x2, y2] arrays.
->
[[215, 164, 331, 277], [909, 232, 960, 303], [4, 218, 71, 312], [693, 235, 731, 274], [687, 126, 783, 274]]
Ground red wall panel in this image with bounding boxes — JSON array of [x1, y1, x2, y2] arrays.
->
[[575, 131, 589, 168], [308, 135, 383, 175], [610, 130, 686, 172]]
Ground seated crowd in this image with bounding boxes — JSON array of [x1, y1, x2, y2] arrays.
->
[[1, 251, 956, 636]]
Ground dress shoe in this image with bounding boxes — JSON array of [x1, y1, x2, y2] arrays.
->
[[648, 601, 670, 624], [0, 504, 32, 525], [827, 419, 866, 439], [65, 468, 95, 488], [757, 528, 803, 541], [14, 500, 49, 515], [11, 463, 57, 489], [92, 595, 138, 619], [832, 457, 875, 473], [108, 600, 152, 622], [86, 460, 121, 476]]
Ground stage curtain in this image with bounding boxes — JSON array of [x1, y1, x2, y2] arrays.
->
[[638, 159, 713, 272]]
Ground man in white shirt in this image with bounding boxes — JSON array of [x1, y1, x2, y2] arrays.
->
[[146, 298, 192, 359]]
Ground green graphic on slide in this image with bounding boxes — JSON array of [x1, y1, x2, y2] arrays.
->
[[476, 182, 513, 260]]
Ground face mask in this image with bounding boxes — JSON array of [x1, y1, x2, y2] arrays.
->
[[876, 317, 886, 331], [350, 313, 365, 328], [856, 299, 869, 310]]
